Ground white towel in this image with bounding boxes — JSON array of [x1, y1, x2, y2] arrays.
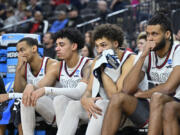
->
[[92, 49, 121, 98]]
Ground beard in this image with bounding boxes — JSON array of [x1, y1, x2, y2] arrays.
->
[[153, 37, 166, 51]]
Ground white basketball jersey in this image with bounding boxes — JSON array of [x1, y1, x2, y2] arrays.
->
[[26, 57, 49, 86], [57, 56, 89, 88], [143, 44, 180, 98], [95, 50, 133, 99]]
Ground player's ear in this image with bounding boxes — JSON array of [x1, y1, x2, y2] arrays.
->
[[72, 43, 78, 51], [32, 45, 38, 52], [165, 30, 171, 40], [113, 41, 119, 48]]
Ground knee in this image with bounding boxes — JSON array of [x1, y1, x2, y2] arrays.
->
[[95, 100, 109, 111], [95, 99, 108, 106], [163, 101, 178, 121], [53, 95, 68, 107], [150, 92, 164, 108], [109, 93, 127, 108], [67, 101, 80, 112], [65, 101, 82, 117]]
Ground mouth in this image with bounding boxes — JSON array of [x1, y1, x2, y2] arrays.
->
[[57, 53, 62, 58]]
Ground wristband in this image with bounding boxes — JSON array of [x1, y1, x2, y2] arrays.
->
[[9, 93, 22, 99]]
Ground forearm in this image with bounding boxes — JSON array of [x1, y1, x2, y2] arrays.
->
[[14, 71, 26, 92], [136, 83, 174, 98], [81, 89, 92, 102], [102, 72, 118, 99], [123, 56, 145, 94], [45, 82, 87, 100]]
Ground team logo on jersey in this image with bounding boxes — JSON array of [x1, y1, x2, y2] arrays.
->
[[166, 59, 172, 68], [74, 70, 80, 77], [167, 59, 172, 64]]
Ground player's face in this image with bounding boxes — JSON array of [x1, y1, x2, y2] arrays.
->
[[95, 37, 118, 55], [146, 24, 168, 51], [16, 41, 35, 62], [55, 38, 76, 60]]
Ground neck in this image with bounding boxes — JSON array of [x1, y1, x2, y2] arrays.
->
[[115, 49, 124, 60], [29, 54, 42, 73], [65, 52, 80, 68], [156, 41, 171, 58]]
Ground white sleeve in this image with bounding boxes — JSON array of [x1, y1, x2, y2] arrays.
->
[[173, 46, 180, 67], [9, 93, 22, 99], [44, 82, 87, 100]]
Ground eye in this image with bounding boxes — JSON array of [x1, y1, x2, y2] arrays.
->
[[152, 32, 158, 36], [101, 43, 107, 47]]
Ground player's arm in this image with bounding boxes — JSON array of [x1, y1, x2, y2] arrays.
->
[[36, 59, 60, 88], [123, 41, 156, 94], [135, 65, 180, 98], [14, 55, 27, 92], [102, 55, 136, 99], [81, 59, 102, 119], [122, 54, 145, 95], [31, 59, 93, 106], [135, 46, 180, 98], [23, 59, 60, 106]]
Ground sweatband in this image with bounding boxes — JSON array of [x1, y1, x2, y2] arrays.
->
[[9, 93, 22, 99]]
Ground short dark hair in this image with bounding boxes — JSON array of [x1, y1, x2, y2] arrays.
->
[[55, 28, 84, 50], [92, 24, 124, 47], [18, 37, 39, 47], [148, 12, 173, 46]]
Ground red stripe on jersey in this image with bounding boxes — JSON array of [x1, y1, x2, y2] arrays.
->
[[44, 57, 49, 74], [147, 52, 152, 80], [81, 58, 89, 78], [25, 63, 27, 81], [59, 61, 63, 82]]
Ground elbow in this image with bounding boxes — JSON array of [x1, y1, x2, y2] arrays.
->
[[122, 88, 134, 95], [122, 85, 136, 95]]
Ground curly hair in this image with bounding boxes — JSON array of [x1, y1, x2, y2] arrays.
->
[[55, 28, 85, 50], [92, 24, 124, 47]]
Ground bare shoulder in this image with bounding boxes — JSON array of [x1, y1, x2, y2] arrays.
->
[[125, 54, 136, 64], [122, 54, 136, 70], [46, 58, 61, 72]]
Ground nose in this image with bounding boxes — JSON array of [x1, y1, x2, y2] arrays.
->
[[55, 46, 60, 51], [147, 34, 153, 41], [97, 47, 103, 54]]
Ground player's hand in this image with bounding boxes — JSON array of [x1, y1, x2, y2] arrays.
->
[[0, 94, 9, 102], [81, 97, 102, 119], [141, 41, 156, 58], [16, 55, 27, 70], [22, 84, 34, 106], [31, 88, 45, 106]]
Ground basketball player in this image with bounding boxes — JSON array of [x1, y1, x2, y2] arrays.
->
[[0, 37, 59, 135], [21, 28, 92, 135], [101, 13, 180, 135], [51, 24, 136, 135]]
